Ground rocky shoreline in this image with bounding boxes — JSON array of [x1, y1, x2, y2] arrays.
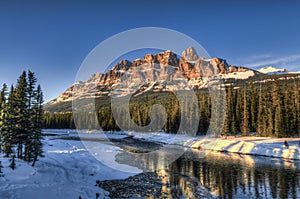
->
[[96, 171, 214, 199]]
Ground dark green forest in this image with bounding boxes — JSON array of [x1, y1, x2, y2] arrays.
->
[[0, 71, 44, 167], [44, 75, 300, 138]]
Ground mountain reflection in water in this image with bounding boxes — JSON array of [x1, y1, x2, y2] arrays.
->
[[116, 148, 300, 198]]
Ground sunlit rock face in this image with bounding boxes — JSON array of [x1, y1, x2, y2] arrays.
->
[[181, 47, 199, 62], [47, 48, 256, 105]]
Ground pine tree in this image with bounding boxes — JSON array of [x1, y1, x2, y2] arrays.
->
[[282, 78, 292, 136], [222, 87, 231, 137], [27, 70, 37, 110], [199, 92, 210, 134], [265, 80, 274, 136], [0, 71, 44, 165], [14, 71, 29, 159], [0, 83, 8, 149], [1, 85, 15, 157], [0, 83, 7, 107], [230, 87, 238, 135], [273, 75, 284, 137], [249, 80, 257, 132], [257, 83, 264, 136], [31, 85, 44, 167], [242, 87, 250, 136], [293, 79, 300, 136], [24, 71, 37, 161], [236, 88, 244, 134]]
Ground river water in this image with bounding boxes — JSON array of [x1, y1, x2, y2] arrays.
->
[[165, 150, 300, 199], [43, 131, 300, 199], [113, 144, 300, 199]]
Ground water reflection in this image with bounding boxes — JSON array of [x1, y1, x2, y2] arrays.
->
[[116, 149, 300, 198]]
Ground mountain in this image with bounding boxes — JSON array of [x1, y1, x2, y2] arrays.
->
[[257, 66, 288, 74], [289, 71, 300, 74], [45, 48, 259, 110]]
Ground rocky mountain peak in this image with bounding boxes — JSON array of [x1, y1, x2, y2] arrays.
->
[[47, 48, 257, 105], [181, 47, 199, 62], [210, 57, 229, 74], [132, 58, 143, 67], [112, 60, 132, 71], [143, 54, 154, 63], [154, 50, 178, 66]]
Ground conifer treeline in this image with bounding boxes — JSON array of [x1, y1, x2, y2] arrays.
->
[[0, 71, 44, 166], [222, 76, 300, 137], [44, 75, 300, 138]]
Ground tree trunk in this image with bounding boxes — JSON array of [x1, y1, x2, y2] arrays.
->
[[32, 156, 37, 167]]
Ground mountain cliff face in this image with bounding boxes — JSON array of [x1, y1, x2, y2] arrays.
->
[[47, 48, 257, 105]]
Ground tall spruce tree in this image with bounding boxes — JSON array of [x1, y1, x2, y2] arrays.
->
[[257, 83, 264, 136], [283, 78, 292, 136], [0, 83, 7, 107], [1, 85, 15, 157], [0, 83, 8, 147], [24, 70, 37, 161], [242, 87, 250, 136], [230, 87, 238, 135], [293, 79, 300, 136], [222, 87, 231, 136], [249, 80, 257, 132], [273, 76, 284, 137], [265, 80, 274, 136], [31, 85, 44, 167], [14, 71, 29, 159]]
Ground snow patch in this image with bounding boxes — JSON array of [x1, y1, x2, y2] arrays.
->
[[191, 137, 300, 160], [258, 66, 288, 74], [220, 70, 255, 79]]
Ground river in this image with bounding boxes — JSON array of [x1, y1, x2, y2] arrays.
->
[[2, 130, 299, 199], [156, 151, 300, 198], [77, 132, 300, 199]]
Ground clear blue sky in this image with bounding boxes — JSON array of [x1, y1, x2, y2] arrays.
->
[[0, 0, 300, 102]]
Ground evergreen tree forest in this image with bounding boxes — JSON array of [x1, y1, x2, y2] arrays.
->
[[0, 71, 44, 167], [44, 75, 300, 138]]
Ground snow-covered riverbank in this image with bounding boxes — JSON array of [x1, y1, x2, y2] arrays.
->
[[190, 137, 300, 160], [120, 131, 300, 160], [60, 129, 300, 160], [0, 133, 141, 199]]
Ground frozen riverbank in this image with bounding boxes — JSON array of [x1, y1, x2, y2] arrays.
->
[[56, 129, 300, 160], [0, 134, 141, 199], [119, 131, 300, 160], [190, 137, 300, 160]]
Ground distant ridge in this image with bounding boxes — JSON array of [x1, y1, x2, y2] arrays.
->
[[257, 66, 288, 74]]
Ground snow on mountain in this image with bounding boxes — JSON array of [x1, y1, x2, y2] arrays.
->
[[219, 70, 255, 80], [257, 66, 288, 74], [46, 48, 258, 106], [289, 71, 300, 74]]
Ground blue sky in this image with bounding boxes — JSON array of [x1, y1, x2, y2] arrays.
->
[[0, 0, 300, 102]]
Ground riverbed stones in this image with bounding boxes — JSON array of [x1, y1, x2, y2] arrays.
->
[[96, 171, 214, 199]]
